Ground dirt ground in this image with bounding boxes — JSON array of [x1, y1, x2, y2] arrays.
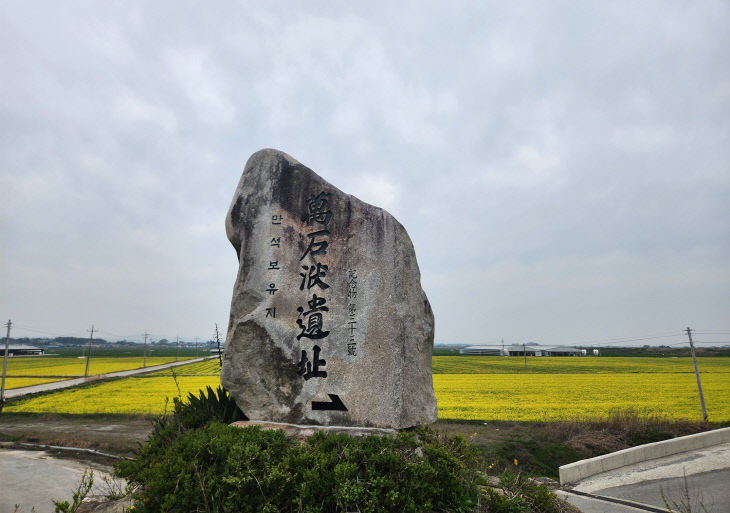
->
[[0, 412, 713, 479], [0, 413, 155, 458], [0, 414, 520, 455]]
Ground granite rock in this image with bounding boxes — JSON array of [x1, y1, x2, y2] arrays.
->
[[221, 149, 437, 429]]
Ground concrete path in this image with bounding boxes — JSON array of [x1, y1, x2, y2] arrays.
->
[[566, 442, 730, 513], [4, 356, 217, 399], [557, 490, 664, 513], [0, 449, 124, 513]]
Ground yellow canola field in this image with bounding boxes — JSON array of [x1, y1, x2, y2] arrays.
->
[[2, 377, 67, 389], [432, 356, 730, 374], [5, 376, 219, 415], [434, 373, 730, 422], [6, 356, 730, 421], [147, 359, 221, 376], [4, 357, 193, 376]]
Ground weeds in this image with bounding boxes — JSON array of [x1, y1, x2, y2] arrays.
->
[[481, 472, 574, 513], [543, 408, 707, 456], [52, 468, 94, 513], [661, 473, 711, 513]]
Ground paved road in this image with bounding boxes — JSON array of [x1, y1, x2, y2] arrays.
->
[[557, 490, 663, 513], [4, 355, 217, 399], [565, 442, 730, 513], [0, 449, 124, 513]]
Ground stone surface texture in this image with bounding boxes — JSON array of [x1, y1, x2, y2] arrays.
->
[[230, 420, 396, 442], [221, 148, 437, 429]]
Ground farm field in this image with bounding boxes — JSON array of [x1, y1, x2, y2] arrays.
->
[[146, 359, 220, 376], [2, 356, 195, 379], [432, 355, 730, 374], [434, 373, 730, 422], [1, 377, 65, 389], [4, 376, 216, 414], [5, 356, 730, 421]]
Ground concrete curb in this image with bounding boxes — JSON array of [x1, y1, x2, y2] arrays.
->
[[559, 427, 730, 485]]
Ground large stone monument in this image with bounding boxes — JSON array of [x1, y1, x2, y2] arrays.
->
[[221, 149, 437, 429]]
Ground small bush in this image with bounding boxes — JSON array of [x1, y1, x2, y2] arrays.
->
[[117, 423, 485, 513], [114, 387, 571, 512], [171, 385, 248, 429]]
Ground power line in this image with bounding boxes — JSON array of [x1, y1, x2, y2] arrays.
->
[[8, 324, 210, 343], [11, 324, 87, 338], [566, 332, 685, 346], [9, 324, 60, 336]]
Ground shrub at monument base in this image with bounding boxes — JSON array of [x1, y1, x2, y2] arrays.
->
[[114, 389, 572, 513], [117, 424, 485, 513]]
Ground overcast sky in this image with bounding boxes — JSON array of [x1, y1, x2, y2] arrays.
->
[[2, 1, 728, 347]]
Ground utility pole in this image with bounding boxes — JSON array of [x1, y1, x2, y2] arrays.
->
[[501, 339, 505, 356], [686, 327, 708, 421], [214, 323, 222, 368], [176, 336, 179, 362], [195, 337, 199, 358], [84, 325, 95, 377], [0, 319, 12, 413], [143, 330, 148, 368]]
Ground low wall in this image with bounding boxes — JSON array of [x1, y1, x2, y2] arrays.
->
[[559, 427, 730, 485]]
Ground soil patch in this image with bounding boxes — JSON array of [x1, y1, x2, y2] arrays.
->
[[0, 413, 716, 479], [0, 413, 154, 458]]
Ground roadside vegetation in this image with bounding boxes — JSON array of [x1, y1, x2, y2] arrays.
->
[[436, 410, 712, 480], [110, 386, 577, 513]]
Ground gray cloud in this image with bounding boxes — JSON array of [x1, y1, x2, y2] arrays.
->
[[2, 1, 728, 346]]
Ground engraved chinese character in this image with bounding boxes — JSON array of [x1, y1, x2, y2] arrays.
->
[[299, 230, 329, 261], [347, 321, 357, 336], [296, 294, 330, 340], [302, 192, 332, 226], [296, 345, 327, 380], [348, 303, 356, 316], [299, 263, 329, 290], [265, 283, 278, 295], [347, 343, 357, 356]]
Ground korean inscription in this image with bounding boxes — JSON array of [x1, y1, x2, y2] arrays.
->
[[295, 192, 334, 385], [347, 270, 358, 357]]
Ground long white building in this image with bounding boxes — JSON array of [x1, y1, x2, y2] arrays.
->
[[460, 344, 597, 356]]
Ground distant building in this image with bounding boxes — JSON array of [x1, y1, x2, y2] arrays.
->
[[3, 344, 44, 356], [460, 344, 587, 357], [540, 346, 583, 357], [459, 345, 508, 356]]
